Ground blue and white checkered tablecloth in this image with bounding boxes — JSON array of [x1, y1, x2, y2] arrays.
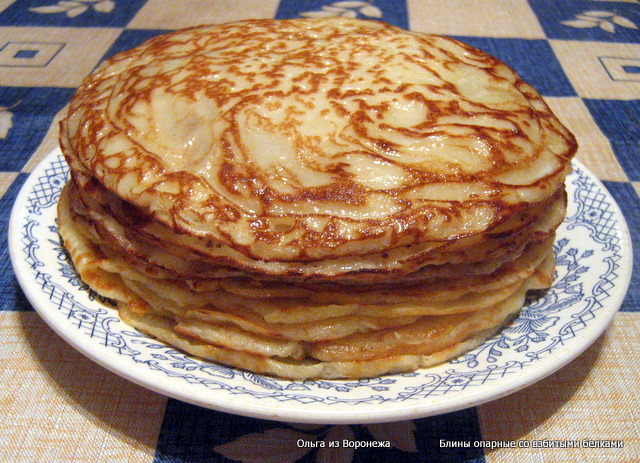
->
[[0, 1, 638, 462]]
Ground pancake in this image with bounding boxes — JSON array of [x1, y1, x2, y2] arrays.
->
[[60, 18, 575, 262], [67, 169, 567, 281], [58, 18, 577, 379], [60, 181, 551, 378]]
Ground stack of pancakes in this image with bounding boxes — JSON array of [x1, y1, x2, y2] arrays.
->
[[58, 18, 577, 379]]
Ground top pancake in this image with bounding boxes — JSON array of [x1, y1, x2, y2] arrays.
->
[[60, 18, 576, 262]]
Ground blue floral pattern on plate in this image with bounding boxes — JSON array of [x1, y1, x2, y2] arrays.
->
[[9, 149, 632, 424]]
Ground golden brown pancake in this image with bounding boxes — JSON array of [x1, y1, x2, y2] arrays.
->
[[58, 18, 576, 379], [61, 18, 575, 262]]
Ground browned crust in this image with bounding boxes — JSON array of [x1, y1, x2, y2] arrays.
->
[[60, 18, 576, 262]]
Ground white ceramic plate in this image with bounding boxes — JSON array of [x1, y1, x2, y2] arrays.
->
[[9, 148, 632, 424]]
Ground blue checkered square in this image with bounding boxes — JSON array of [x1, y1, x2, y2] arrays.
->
[[0, 87, 75, 172], [1, 173, 34, 312], [154, 400, 294, 463], [153, 399, 486, 462], [602, 181, 640, 312], [528, 0, 640, 43], [276, 0, 409, 29], [585, 99, 640, 182], [0, 0, 146, 28], [403, 408, 485, 462], [453, 37, 576, 97]]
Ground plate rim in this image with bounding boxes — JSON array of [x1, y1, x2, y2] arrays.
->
[[8, 148, 633, 424]]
